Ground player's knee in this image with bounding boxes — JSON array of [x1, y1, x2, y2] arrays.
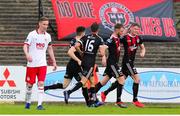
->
[[63, 83, 68, 89], [90, 84, 95, 87], [81, 77, 88, 85], [134, 76, 140, 83], [100, 81, 106, 86], [101, 76, 109, 86], [26, 85, 32, 93], [118, 76, 125, 85], [26, 83, 33, 87], [38, 81, 44, 88]]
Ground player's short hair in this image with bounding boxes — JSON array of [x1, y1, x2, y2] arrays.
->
[[38, 16, 49, 22], [130, 22, 140, 28], [91, 22, 99, 32], [76, 26, 85, 36], [114, 23, 124, 29]]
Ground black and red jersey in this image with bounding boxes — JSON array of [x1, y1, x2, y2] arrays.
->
[[121, 34, 143, 63], [105, 35, 121, 64]]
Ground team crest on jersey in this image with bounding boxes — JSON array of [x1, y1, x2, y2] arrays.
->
[[137, 38, 140, 43], [99, 2, 134, 31]]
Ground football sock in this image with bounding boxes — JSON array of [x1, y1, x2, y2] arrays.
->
[[95, 82, 102, 93], [82, 87, 89, 105], [116, 84, 123, 102], [90, 87, 97, 102], [38, 86, 44, 106], [25, 86, 32, 103], [104, 80, 118, 95], [68, 82, 83, 94], [133, 83, 139, 102], [45, 83, 63, 90]]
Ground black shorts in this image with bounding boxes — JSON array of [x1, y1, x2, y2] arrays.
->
[[64, 62, 81, 82], [103, 64, 123, 78], [121, 62, 138, 77], [79, 64, 94, 79]]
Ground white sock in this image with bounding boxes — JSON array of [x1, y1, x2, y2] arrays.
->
[[37, 86, 44, 106], [25, 86, 32, 104]]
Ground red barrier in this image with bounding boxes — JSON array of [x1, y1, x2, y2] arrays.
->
[[174, 0, 180, 2], [0, 42, 69, 47]]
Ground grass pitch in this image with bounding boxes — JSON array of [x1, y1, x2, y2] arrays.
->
[[0, 102, 180, 114]]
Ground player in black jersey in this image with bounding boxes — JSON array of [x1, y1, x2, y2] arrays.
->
[[94, 24, 127, 108], [44, 26, 89, 106], [101, 22, 146, 108], [63, 22, 105, 107]]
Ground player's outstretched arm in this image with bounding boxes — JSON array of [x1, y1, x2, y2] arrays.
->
[[48, 45, 57, 71], [139, 44, 146, 58]]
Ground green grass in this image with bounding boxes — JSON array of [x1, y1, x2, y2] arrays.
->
[[0, 102, 180, 114]]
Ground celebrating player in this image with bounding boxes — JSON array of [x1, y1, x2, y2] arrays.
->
[[101, 22, 146, 108], [44, 26, 91, 105], [63, 22, 105, 107]]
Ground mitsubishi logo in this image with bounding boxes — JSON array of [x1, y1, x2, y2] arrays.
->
[[0, 68, 16, 87]]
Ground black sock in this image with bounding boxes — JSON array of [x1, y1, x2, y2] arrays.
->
[[89, 87, 97, 103], [82, 87, 89, 106], [44, 83, 63, 90], [104, 81, 118, 96], [88, 89, 92, 99], [133, 83, 139, 102], [68, 82, 83, 95], [95, 82, 102, 93], [116, 84, 123, 102]]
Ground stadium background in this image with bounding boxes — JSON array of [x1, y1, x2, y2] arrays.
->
[[0, 0, 179, 67], [0, 0, 180, 114]]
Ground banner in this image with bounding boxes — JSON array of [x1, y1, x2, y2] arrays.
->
[[1, 66, 180, 103], [51, 0, 178, 41]]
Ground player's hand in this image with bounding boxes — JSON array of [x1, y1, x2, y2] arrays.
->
[[26, 54, 32, 62], [77, 60, 81, 66], [140, 52, 145, 58], [52, 62, 57, 71]]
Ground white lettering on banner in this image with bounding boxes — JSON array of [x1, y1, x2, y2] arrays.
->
[[0, 66, 180, 103]]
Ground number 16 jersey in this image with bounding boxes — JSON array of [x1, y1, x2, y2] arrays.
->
[[78, 34, 104, 68]]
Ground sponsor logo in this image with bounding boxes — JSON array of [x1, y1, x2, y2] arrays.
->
[[99, 2, 134, 31], [0, 68, 20, 100], [124, 71, 180, 100], [36, 43, 45, 49], [0, 68, 16, 87]]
